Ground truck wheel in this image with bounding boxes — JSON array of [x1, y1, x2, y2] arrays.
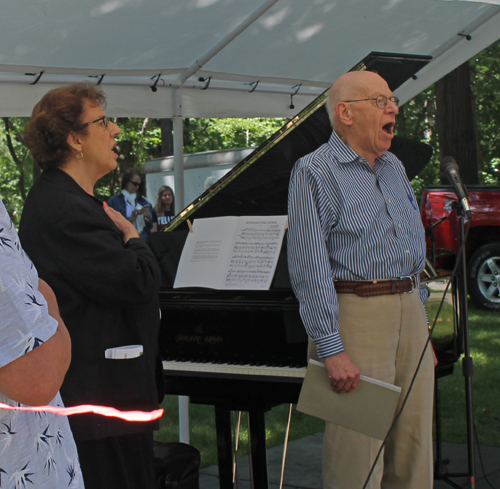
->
[[467, 243, 500, 311]]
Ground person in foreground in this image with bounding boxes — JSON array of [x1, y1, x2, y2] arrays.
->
[[0, 198, 84, 488], [287, 71, 435, 489], [107, 169, 157, 240], [19, 83, 162, 489]]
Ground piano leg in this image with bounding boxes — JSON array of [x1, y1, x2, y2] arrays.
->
[[248, 409, 269, 489], [214, 406, 234, 489], [214, 406, 271, 489]]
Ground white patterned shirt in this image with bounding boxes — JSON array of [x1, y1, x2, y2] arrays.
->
[[0, 199, 84, 489], [287, 130, 427, 358]]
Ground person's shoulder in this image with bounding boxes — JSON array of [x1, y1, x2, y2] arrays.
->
[[138, 196, 151, 205], [107, 193, 123, 203], [294, 141, 336, 175], [24, 170, 73, 211], [107, 193, 124, 208]]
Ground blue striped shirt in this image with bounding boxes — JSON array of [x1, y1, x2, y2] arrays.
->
[[287, 130, 427, 358]]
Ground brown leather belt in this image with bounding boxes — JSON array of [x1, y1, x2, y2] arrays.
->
[[334, 276, 417, 297]]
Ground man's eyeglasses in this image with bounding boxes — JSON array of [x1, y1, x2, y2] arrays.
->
[[130, 181, 141, 187], [77, 115, 111, 130], [342, 95, 400, 110]]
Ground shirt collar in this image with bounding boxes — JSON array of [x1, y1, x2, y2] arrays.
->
[[327, 130, 393, 168]]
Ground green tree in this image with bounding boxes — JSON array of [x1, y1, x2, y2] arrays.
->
[[436, 61, 481, 185], [0, 117, 35, 226], [395, 87, 440, 201], [395, 38, 500, 200], [182, 117, 287, 154], [471, 40, 500, 184], [95, 117, 162, 200]]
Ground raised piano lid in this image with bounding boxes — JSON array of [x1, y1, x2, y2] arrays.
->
[[153, 53, 436, 380], [162, 52, 433, 234]]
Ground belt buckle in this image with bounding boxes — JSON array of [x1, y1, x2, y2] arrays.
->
[[399, 275, 414, 294]]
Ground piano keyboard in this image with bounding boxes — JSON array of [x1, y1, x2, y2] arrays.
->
[[162, 360, 306, 379]]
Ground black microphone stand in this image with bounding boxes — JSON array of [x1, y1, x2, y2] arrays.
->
[[434, 202, 476, 488]]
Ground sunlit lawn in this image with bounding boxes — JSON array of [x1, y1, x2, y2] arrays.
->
[[434, 302, 500, 447]]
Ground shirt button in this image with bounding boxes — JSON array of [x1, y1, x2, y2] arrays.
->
[[387, 199, 392, 203], [397, 224, 402, 228], [405, 250, 410, 254]]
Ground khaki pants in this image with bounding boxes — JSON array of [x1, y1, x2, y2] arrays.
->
[[310, 291, 434, 489]]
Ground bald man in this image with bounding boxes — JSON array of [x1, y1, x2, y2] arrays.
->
[[287, 71, 435, 489]]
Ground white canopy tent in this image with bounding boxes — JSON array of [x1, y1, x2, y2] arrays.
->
[[0, 0, 499, 118]]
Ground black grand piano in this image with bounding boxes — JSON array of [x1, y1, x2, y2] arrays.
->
[[148, 52, 443, 489]]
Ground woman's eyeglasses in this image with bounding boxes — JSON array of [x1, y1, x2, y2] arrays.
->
[[130, 181, 141, 187], [77, 115, 111, 130]]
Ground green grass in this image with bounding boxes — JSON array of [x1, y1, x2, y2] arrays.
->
[[435, 302, 500, 447], [154, 300, 500, 468], [154, 397, 325, 468]]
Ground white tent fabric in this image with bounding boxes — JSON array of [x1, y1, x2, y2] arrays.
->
[[0, 0, 499, 118]]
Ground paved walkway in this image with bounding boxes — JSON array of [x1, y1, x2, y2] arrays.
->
[[199, 432, 500, 489]]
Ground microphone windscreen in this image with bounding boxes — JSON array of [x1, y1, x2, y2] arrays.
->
[[440, 156, 458, 173]]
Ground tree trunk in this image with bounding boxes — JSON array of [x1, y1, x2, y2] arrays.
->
[[435, 61, 481, 184], [160, 118, 173, 156]]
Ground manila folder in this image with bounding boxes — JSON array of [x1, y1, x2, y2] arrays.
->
[[297, 359, 401, 440]]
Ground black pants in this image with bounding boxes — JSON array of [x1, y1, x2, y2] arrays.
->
[[76, 432, 155, 489]]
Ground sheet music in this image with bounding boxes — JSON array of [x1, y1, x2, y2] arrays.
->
[[173, 216, 287, 290], [225, 218, 286, 289]]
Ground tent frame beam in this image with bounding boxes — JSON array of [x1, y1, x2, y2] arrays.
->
[[173, 0, 281, 445]]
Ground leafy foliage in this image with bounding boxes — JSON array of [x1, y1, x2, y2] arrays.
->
[[0, 118, 35, 226], [97, 117, 285, 201], [183, 117, 287, 154], [395, 39, 500, 201], [471, 41, 500, 185]]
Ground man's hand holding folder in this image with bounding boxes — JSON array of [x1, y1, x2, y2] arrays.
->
[[324, 352, 360, 394]]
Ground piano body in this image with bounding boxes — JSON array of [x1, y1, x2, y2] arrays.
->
[[150, 52, 439, 488]]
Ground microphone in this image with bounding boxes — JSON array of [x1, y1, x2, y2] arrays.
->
[[440, 156, 472, 219]]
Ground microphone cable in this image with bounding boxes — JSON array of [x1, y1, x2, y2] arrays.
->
[[362, 217, 471, 489]]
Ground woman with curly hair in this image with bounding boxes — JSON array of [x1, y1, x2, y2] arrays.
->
[[19, 83, 162, 489]]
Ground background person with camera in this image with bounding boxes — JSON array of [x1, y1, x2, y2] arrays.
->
[[108, 168, 158, 241]]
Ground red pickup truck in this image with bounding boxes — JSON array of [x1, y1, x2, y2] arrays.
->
[[420, 185, 500, 311]]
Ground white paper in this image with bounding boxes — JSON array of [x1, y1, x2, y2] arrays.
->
[[105, 345, 143, 359], [174, 215, 288, 290]]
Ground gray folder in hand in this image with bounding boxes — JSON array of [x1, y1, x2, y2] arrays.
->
[[297, 359, 402, 440]]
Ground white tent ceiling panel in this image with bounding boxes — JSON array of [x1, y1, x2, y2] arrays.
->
[[0, 0, 499, 117]]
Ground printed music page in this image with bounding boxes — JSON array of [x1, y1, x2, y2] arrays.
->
[[173, 215, 288, 290]]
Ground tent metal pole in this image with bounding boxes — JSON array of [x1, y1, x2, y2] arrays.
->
[[179, 0, 280, 84], [173, 0, 278, 447], [172, 0, 281, 205], [173, 87, 185, 210], [172, 85, 190, 444]]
